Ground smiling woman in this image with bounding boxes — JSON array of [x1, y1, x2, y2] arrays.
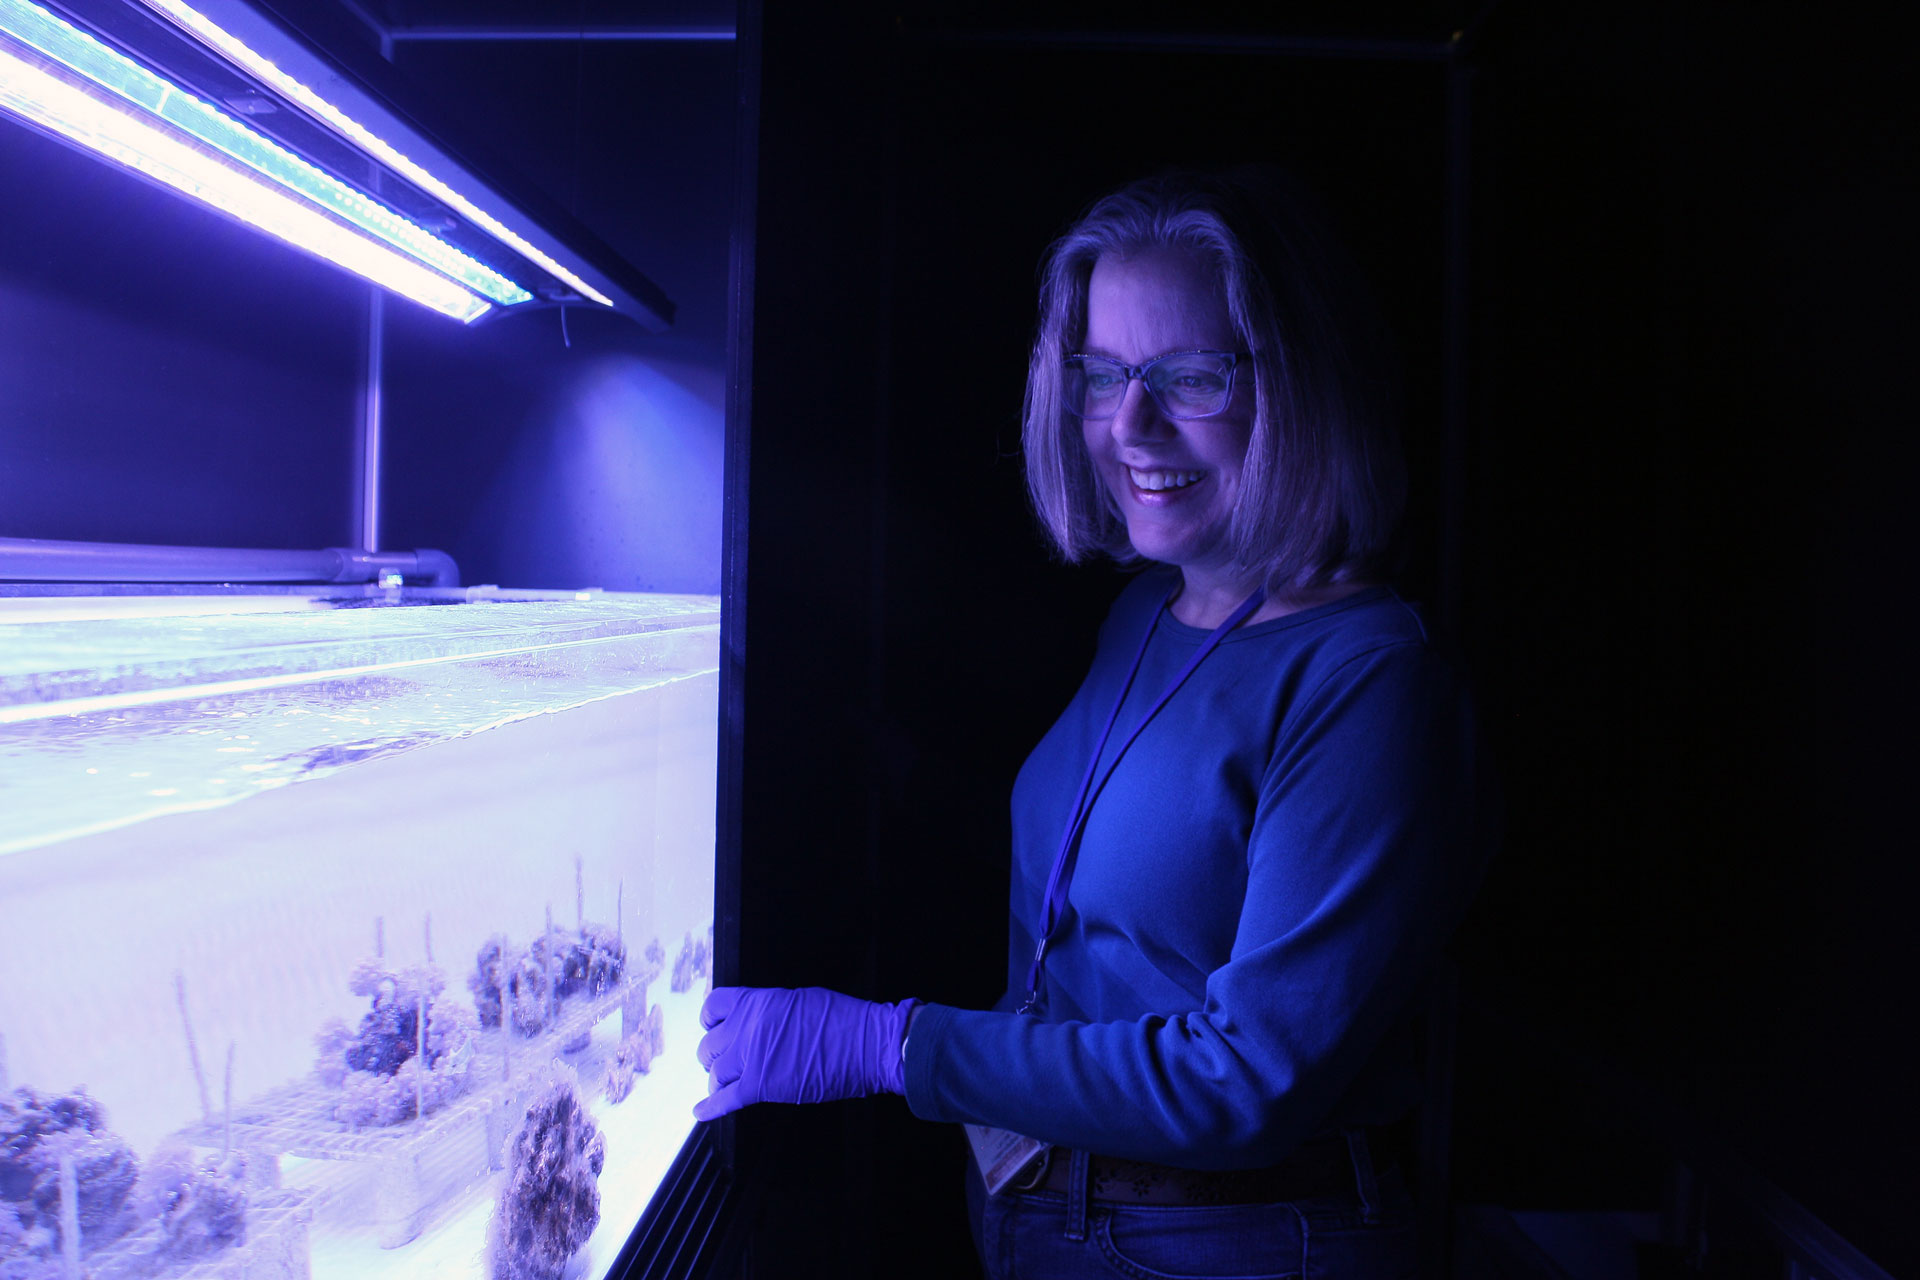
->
[[692, 170, 1491, 1280], [1025, 169, 1406, 627]]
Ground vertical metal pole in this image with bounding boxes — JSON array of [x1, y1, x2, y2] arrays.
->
[[222, 1043, 234, 1160], [498, 955, 512, 1084], [359, 289, 385, 553], [58, 1155, 80, 1280], [544, 904, 556, 1021], [415, 987, 426, 1124], [175, 972, 212, 1124], [357, 25, 394, 555], [1439, 49, 1472, 646]]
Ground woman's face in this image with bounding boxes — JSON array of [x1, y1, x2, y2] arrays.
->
[[1079, 246, 1254, 586]]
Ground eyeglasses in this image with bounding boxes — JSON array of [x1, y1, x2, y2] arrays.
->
[[1062, 350, 1247, 420]]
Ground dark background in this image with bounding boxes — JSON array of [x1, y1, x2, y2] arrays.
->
[[2, 0, 1910, 1275], [732, 3, 1915, 1277]]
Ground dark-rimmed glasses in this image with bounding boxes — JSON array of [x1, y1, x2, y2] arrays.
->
[[1062, 350, 1246, 420]]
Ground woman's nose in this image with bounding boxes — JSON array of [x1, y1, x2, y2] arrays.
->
[[1109, 379, 1171, 443]]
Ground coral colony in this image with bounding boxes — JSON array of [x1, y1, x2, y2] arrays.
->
[[472, 924, 628, 1039], [1, 875, 707, 1279], [488, 1068, 604, 1280], [604, 1006, 666, 1106], [0, 1088, 259, 1280], [668, 929, 713, 995], [1, 1087, 139, 1276], [313, 960, 479, 1128], [136, 1146, 248, 1257]]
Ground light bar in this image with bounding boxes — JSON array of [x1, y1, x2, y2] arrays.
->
[[0, 38, 490, 321], [140, 0, 619, 308], [0, 0, 526, 315]]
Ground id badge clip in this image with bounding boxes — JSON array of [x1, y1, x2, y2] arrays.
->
[[965, 1124, 1050, 1195]]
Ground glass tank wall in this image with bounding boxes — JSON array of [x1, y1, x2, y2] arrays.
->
[[0, 588, 719, 1280]]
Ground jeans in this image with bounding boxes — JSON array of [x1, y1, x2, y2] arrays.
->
[[966, 1140, 1418, 1280]]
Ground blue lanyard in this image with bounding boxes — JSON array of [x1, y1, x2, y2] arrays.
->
[[1019, 583, 1266, 1016]]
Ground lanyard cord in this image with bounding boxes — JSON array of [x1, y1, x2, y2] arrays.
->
[[1019, 583, 1266, 1015]]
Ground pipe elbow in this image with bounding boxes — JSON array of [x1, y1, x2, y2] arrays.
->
[[409, 548, 460, 588]]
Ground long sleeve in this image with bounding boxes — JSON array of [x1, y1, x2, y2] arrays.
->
[[902, 584, 1490, 1169]]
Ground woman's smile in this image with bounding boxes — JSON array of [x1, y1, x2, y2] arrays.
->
[[1126, 467, 1206, 494]]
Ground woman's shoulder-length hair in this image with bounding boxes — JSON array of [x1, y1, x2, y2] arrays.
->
[[1022, 167, 1406, 595]]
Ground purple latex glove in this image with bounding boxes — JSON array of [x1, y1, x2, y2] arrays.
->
[[693, 987, 918, 1121]]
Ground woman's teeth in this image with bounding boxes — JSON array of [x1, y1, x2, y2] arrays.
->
[[1129, 468, 1203, 492]]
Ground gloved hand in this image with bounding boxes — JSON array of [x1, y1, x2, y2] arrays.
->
[[693, 987, 919, 1121]]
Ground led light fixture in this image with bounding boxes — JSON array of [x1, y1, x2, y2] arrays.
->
[[139, 0, 616, 308], [0, 0, 505, 320]]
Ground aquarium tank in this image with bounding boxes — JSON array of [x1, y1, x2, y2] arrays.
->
[[0, 586, 720, 1280]]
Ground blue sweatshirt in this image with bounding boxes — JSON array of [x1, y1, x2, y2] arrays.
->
[[903, 569, 1490, 1169]]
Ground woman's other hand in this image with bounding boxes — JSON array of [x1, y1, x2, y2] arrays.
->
[[693, 987, 919, 1120]]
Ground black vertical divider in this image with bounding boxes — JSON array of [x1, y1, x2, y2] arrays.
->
[[692, 0, 763, 1270], [728, 2, 902, 1277]]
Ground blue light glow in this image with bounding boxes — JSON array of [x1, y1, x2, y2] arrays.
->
[[0, 0, 527, 305], [0, 41, 491, 320], [139, 0, 617, 308]]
